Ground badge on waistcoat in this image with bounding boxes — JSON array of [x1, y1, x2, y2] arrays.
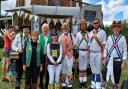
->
[[52, 50, 58, 57]]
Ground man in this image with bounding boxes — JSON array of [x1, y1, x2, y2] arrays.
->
[[104, 20, 127, 89], [89, 18, 107, 89], [76, 19, 89, 88], [12, 26, 31, 89], [59, 22, 75, 89], [39, 23, 51, 89]]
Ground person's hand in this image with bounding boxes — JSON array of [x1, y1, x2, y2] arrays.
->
[[54, 62, 59, 66], [23, 65, 26, 72], [40, 66, 43, 72], [17, 48, 23, 53], [121, 62, 125, 70], [103, 57, 107, 65]]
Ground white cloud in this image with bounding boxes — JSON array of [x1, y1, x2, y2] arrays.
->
[[1, 0, 128, 25], [97, 0, 128, 25], [1, 0, 16, 11], [82, 0, 128, 25], [1, 0, 16, 15]]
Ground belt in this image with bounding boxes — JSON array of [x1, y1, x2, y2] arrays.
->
[[79, 49, 88, 51], [90, 50, 101, 53], [113, 57, 122, 61]]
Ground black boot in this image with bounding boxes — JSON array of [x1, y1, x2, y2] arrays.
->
[[68, 87, 73, 89], [79, 83, 83, 88], [39, 84, 44, 89], [62, 86, 66, 89], [83, 82, 88, 88]]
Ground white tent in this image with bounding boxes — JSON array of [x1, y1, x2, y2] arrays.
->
[[6, 5, 80, 18], [6, 5, 80, 32]]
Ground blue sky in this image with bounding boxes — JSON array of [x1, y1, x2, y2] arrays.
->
[[83, 0, 128, 25], [1, 0, 128, 25]]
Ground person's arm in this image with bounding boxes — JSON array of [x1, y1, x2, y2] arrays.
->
[[122, 36, 127, 61], [57, 45, 63, 63], [103, 36, 109, 65], [102, 31, 107, 47], [6, 32, 15, 40], [47, 43, 55, 64], [11, 34, 19, 52], [40, 46, 44, 66], [22, 46, 26, 72], [71, 33, 76, 46], [75, 33, 79, 48]]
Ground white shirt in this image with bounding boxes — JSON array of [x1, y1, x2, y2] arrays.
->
[[44, 36, 48, 55], [76, 31, 89, 49], [58, 33, 76, 45], [89, 28, 106, 52], [12, 33, 30, 52], [104, 34, 127, 60]]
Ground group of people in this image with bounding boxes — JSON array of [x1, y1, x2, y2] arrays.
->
[[2, 18, 127, 89]]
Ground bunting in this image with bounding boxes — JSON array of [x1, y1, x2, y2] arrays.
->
[[16, 10, 21, 16], [34, 15, 38, 22], [19, 11, 24, 17], [24, 12, 29, 19], [29, 14, 34, 21], [11, 12, 15, 15]]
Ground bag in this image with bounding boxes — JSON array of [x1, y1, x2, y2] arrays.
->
[[10, 52, 19, 60], [121, 79, 128, 89], [73, 48, 79, 59]]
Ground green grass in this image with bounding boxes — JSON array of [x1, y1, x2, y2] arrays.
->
[[0, 48, 128, 89]]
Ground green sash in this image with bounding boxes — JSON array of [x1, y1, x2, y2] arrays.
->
[[26, 41, 41, 67], [39, 34, 51, 54]]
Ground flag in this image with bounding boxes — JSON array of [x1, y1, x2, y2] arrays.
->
[[24, 13, 29, 19], [29, 15, 34, 21]]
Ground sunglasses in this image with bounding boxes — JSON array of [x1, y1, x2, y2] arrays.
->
[[93, 22, 99, 24]]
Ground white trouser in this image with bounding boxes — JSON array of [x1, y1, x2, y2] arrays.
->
[[62, 55, 73, 75], [106, 57, 114, 84], [79, 51, 88, 71], [78, 51, 88, 83], [90, 52, 102, 74], [90, 52, 102, 89], [61, 55, 73, 87], [48, 64, 62, 84]]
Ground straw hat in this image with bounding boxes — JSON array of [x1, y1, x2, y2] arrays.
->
[[61, 23, 68, 29], [80, 19, 87, 24], [111, 20, 122, 28]]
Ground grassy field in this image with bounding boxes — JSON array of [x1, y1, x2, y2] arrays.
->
[[0, 48, 128, 89]]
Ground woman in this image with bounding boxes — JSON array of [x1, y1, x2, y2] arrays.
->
[[39, 23, 51, 89], [47, 32, 62, 89], [23, 31, 43, 89], [2, 25, 15, 81]]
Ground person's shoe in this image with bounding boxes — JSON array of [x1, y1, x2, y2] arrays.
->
[[67, 87, 73, 89], [79, 83, 83, 88], [15, 81, 20, 89], [83, 82, 88, 88], [112, 85, 118, 89], [39, 84, 44, 89], [101, 81, 106, 89], [2, 77, 9, 82], [2, 77, 6, 82], [62, 86, 66, 89], [15, 86, 20, 89]]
